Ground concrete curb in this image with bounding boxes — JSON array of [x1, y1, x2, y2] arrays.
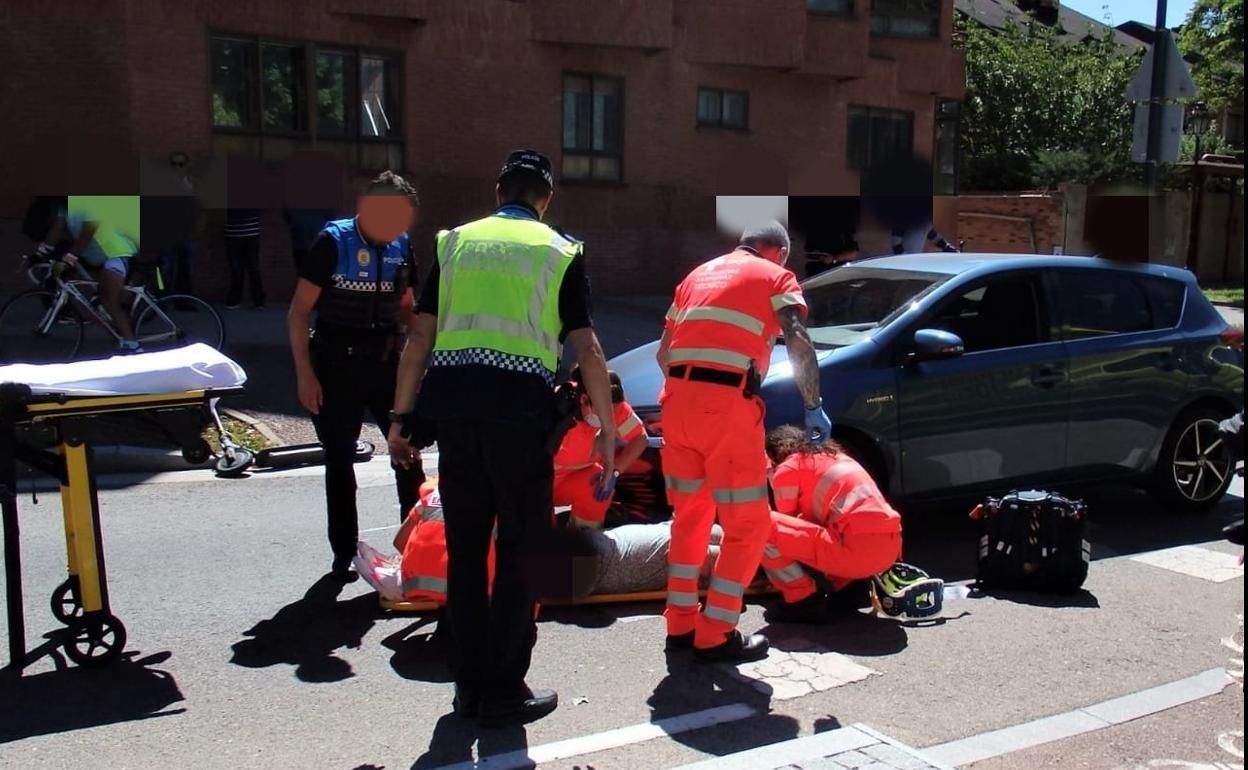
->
[[220, 407, 283, 446]]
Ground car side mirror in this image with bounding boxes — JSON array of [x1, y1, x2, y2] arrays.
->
[[910, 329, 965, 363]]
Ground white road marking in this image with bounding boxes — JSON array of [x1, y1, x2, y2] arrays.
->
[[924, 668, 1234, 767], [1130, 545, 1245, 583], [422, 704, 756, 770], [360, 523, 401, 534]]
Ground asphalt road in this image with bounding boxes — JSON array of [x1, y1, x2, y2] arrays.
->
[[0, 463, 1242, 770]]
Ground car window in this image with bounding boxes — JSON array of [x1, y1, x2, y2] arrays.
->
[[802, 266, 949, 348], [925, 275, 1045, 353], [1140, 275, 1185, 329], [1057, 271, 1160, 339]]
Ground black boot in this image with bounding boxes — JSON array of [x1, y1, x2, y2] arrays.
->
[[764, 591, 829, 624], [694, 630, 770, 664], [479, 685, 559, 727]]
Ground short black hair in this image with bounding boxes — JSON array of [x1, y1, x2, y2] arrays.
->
[[366, 170, 419, 201], [498, 171, 552, 206]]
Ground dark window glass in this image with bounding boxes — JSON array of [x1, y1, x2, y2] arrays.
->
[[808, 0, 854, 15], [1058, 272, 1154, 338], [562, 73, 623, 181], [696, 88, 749, 130], [847, 106, 914, 169], [315, 51, 349, 135], [928, 276, 1045, 352], [261, 43, 306, 132], [934, 98, 959, 195], [360, 55, 399, 137], [1141, 276, 1186, 329], [871, 0, 941, 38], [211, 38, 257, 129]]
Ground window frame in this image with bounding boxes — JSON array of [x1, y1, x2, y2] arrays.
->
[[1052, 270, 1185, 341], [560, 71, 626, 184], [846, 104, 915, 170], [806, 0, 855, 17], [696, 86, 750, 131], [209, 32, 404, 161], [933, 98, 959, 195], [869, 0, 942, 40]]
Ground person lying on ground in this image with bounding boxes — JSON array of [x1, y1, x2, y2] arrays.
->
[[553, 366, 649, 529]]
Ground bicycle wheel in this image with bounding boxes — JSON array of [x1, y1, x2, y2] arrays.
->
[[0, 290, 84, 363], [133, 294, 225, 351]]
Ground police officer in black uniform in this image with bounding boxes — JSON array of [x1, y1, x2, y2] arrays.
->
[[288, 170, 427, 578]]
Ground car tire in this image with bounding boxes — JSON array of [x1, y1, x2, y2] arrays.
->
[[1151, 405, 1237, 513]]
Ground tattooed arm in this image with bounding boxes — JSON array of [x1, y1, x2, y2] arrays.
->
[[777, 305, 821, 410]]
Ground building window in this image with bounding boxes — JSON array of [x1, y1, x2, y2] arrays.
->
[[562, 73, 623, 182], [870, 0, 941, 39], [934, 98, 959, 194], [211, 38, 257, 129], [211, 33, 402, 156], [807, 0, 854, 16], [697, 88, 749, 130], [847, 106, 914, 169]]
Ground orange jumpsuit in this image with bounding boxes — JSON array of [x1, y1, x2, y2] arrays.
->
[[553, 401, 646, 529], [760, 453, 902, 603], [661, 247, 807, 649], [400, 480, 496, 604]]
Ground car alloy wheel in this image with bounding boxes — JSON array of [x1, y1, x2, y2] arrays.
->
[[1170, 417, 1234, 504]]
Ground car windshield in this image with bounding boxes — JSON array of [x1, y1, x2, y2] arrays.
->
[[800, 266, 951, 347]]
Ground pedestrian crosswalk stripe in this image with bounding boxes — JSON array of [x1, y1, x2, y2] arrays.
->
[[1129, 544, 1244, 583]]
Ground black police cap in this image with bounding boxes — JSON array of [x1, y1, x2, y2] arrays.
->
[[499, 149, 554, 189]]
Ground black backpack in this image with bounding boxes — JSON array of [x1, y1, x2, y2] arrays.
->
[[972, 490, 1090, 594]]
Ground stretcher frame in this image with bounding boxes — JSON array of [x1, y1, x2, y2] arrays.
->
[[379, 584, 777, 613], [0, 384, 244, 674]]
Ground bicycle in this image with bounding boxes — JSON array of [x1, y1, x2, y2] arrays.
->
[[0, 255, 225, 364]]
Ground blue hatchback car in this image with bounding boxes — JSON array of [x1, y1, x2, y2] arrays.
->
[[609, 255, 1244, 514]]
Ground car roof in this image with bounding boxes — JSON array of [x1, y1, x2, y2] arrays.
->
[[847, 253, 1195, 283]]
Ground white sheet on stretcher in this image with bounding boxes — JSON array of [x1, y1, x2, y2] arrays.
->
[[0, 343, 247, 396]]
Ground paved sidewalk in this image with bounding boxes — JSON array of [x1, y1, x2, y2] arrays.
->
[[670, 724, 953, 770]]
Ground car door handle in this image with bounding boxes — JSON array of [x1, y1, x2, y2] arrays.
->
[[1031, 366, 1065, 388]]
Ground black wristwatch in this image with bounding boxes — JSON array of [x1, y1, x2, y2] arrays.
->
[[388, 410, 409, 425]]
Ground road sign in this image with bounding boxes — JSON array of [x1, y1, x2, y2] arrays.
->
[[1132, 103, 1184, 162], [1125, 31, 1197, 101]]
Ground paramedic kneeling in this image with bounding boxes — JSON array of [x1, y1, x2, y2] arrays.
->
[[760, 425, 902, 624]]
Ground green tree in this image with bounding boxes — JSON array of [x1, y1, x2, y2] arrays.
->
[[1178, 0, 1244, 133], [958, 18, 1141, 190]]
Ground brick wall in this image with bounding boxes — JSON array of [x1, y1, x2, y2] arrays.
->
[[956, 193, 1066, 255], [0, 0, 965, 302]]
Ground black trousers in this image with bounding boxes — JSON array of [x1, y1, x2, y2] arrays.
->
[[224, 236, 265, 307], [437, 417, 554, 698], [311, 342, 422, 563]]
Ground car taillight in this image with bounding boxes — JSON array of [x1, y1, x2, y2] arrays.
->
[[1220, 326, 1245, 351]]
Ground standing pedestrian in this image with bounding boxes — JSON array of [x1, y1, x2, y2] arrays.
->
[[657, 221, 830, 662], [223, 207, 264, 309], [387, 149, 616, 727], [288, 170, 426, 579], [159, 151, 198, 296]]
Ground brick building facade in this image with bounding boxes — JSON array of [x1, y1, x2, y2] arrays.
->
[[0, 0, 964, 301]]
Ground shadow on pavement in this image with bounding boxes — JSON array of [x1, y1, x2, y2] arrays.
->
[[0, 649, 185, 743], [410, 714, 530, 770], [757, 611, 910, 657], [383, 615, 453, 684], [969, 586, 1101, 609], [229, 575, 378, 683], [646, 650, 800, 760]]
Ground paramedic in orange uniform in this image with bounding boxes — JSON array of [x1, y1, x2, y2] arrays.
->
[[395, 479, 497, 605], [658, 221, 831, 662], [759, 425, 902, 622], [553, 368, 649, 529]]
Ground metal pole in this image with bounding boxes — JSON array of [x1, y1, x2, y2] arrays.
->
[[1143, 0, 1170, 192]]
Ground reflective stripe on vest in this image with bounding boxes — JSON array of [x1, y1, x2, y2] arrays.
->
[[671, 306, 766, 336], [666, 347, 753, 372], [771, 292, 806, 312], [617, 413, 642, 437], [433, 215, 579, 375]]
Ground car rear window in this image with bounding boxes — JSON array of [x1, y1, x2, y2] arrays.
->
[[1057, 271, 1184, 339]]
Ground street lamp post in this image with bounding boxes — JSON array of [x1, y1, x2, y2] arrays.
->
[[1185, 103, 1213, 273]]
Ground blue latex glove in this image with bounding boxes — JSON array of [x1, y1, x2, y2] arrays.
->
[[805, 401, 833, 444], [590, 469, 620, 502]]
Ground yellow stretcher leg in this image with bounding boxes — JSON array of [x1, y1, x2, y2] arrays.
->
[[61, 441, 104, 613]]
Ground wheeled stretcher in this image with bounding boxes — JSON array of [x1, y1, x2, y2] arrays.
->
[[0, 345, 246, 674]]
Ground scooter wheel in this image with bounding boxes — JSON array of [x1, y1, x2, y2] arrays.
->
[[215, 448, 255, 477], [64, 613, 127, 667], [51, 578, 83, 624]]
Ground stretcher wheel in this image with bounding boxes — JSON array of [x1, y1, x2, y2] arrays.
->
[[182, 439, 213, 466], [214, 447, 254, 477], [51, 579, 84, 624], [64, 614, 127, 667]]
